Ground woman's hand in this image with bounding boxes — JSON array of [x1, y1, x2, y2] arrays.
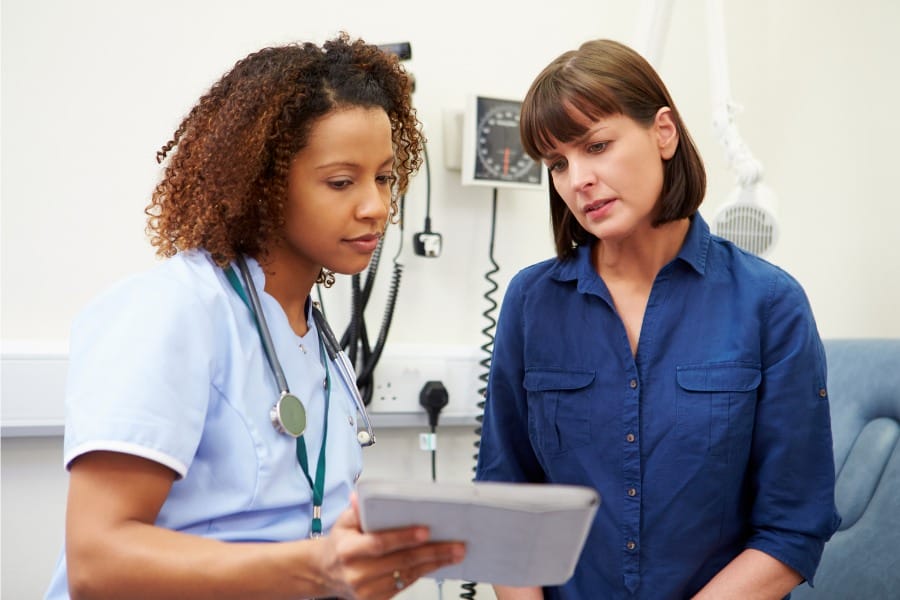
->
[[317, 494, 466, 599]]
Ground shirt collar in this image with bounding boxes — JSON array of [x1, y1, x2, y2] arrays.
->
[[676, 213, 710, 275], [550, 213, 711, 286]]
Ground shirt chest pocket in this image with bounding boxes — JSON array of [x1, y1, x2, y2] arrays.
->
[[675, 363, 761, 458], [523, 369, 596, 455]]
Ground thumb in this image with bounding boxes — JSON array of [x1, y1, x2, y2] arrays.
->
[[334, 492, 361, 531]]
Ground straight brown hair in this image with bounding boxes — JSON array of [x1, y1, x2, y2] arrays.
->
[[520, 39, 706, 259]]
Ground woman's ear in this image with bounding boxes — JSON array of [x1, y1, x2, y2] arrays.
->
[[655, 107, 678, 160]]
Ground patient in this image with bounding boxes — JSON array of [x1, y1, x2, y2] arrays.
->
[[475, 38, 840, 599]]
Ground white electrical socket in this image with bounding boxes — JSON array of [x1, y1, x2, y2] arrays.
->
[[369, 343, 485, 418], [371, 354, 449, 413]]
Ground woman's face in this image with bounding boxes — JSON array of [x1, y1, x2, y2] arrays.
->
[[281, 106, 394, 279], [542, 108, 677, 243]]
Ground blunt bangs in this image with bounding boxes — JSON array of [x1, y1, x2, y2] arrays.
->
[[521, 66, 624, 161], [521, 39, 707, 260]]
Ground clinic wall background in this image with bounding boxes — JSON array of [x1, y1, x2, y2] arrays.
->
[[3, 0, 899, 597]]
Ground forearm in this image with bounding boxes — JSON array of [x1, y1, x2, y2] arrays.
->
[[68, 521, 327, 600], [691, 548, 802, 600], [493, 585, 543, 600], [65, 452, 335, 600]]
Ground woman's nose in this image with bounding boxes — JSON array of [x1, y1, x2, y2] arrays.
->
[[566, 158, 596, 193], [357, 184, 390, 221]]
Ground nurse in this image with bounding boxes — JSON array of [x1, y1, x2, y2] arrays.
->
[[475, 39, 840, 599], [46, 33, 464, 599]]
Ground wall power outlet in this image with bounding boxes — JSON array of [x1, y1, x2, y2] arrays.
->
[[368, 343, 485, 420]]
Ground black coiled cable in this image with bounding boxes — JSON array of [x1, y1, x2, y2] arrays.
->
[[475, 188, 500, 468], [339, 194, 406, 405], [461, 188, 501, 600]]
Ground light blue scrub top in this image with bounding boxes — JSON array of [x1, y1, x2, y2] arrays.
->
[[45, 250, 364, 599]]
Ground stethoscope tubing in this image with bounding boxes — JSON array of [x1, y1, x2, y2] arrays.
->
[[234, 255, 375, 446], [312, 303, 376, 446], [236, 256, 292, 395]]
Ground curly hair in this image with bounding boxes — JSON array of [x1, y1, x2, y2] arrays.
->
[[146, 32, 423, 274]]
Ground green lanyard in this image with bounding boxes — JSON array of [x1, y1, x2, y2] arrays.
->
[[297, 342, 330, 537], [225, 265, 330, 537]]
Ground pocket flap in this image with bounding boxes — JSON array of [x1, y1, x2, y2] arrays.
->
[[523, 368, 595, 392], [676, 364, 761, 392]]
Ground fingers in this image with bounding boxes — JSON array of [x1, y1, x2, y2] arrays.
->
[[376, 539, 465, 576], [334, 494, 454, 561], [380, 540, 466, 588], [334, 497, 431, 557], [333, 498, 361, 531], [327, 504, 466, 599], [348, 541, 466, 599], [336, 520, 432, 560]]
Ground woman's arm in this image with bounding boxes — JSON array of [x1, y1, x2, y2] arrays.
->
[[493, 585, 544, 600], [65, 451, 464, 600], [691, 548, 802, 600]]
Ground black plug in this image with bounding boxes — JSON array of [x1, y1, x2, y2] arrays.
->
[[413, 217, 442, 257], [419, 380, 449, 429]]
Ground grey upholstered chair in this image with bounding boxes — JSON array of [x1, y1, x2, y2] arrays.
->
[[792, 338, 900, 599]]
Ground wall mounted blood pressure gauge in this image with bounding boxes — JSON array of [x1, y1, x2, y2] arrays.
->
[[461, 95, 545, 190]]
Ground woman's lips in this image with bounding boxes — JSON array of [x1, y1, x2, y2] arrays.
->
[[584, 198, 616, 219], [345, 233, 381, 253]]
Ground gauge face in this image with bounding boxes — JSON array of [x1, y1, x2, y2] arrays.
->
[[473, 98, 542, 185]]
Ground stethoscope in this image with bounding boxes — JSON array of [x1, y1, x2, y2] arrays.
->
[[225, 255, 375, 447]]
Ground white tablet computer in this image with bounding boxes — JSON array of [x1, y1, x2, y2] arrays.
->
[[357, 480, 600, 587]]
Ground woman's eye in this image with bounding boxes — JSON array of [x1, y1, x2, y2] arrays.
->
[[376, 174, 396, 186], [588, 141, 609, 153], [547, 158, 566, 172], [329, 179, 352, 190]]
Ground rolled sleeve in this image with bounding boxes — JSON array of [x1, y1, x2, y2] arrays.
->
[[747, 269, 841, 583]]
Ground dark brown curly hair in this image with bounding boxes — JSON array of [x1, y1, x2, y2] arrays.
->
[[146, 32, 423, 275]]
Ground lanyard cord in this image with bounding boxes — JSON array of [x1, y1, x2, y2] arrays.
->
[[224, 260, 330, 537], [297, 340, 330, 536]]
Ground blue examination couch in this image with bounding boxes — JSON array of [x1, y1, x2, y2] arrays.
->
[[792, 338, 900, 598]]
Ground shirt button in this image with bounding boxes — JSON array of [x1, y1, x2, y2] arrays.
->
[[626, 541, 636, 551], [626, 433, 636, 443], [629, 379, 638, 389], [627, 488, 637, 497], [819, 388, 827, 398]]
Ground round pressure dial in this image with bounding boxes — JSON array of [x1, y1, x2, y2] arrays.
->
[[473, 98, 542, 186]]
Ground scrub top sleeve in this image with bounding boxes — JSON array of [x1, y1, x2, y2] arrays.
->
[[64, 272, 217, 478], [476, 271, 545, 484], [746, 269, 840, 584]]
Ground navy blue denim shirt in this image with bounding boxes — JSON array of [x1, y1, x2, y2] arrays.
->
[[475, 214, 841, 599]]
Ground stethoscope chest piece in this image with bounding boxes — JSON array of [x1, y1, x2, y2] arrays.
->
[[270, 392, 307, 438], [225, 256, 375, 447]]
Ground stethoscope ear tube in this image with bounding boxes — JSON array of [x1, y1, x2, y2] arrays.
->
[[229, 256, 375, 446], [311, 304, 341, 361], [313, 304, 375, 446], [235, 256, 292, 397]]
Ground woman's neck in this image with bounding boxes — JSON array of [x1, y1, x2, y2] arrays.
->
[[594, 217, 691, 283], [256, 247, 320, 337]]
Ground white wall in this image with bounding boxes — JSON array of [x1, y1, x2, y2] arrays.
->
[[3, 0, 899, 598]]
